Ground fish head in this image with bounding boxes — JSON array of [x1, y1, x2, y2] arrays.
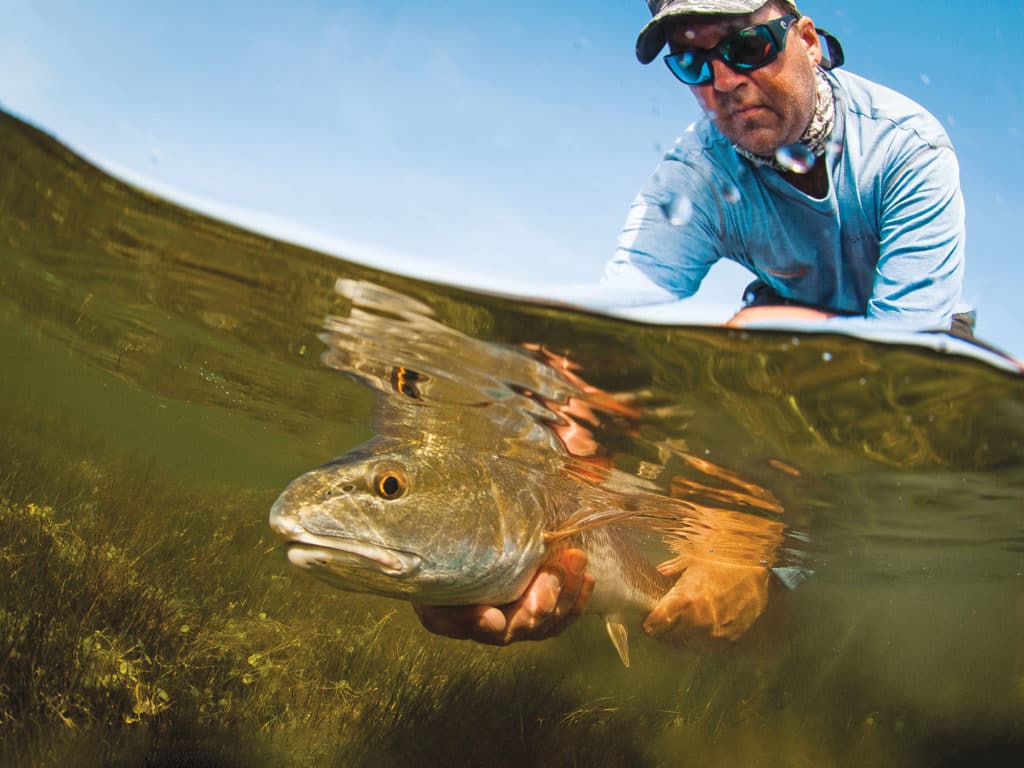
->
[[269, 438, 551, 605]]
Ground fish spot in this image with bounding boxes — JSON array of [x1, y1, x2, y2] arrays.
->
[[389, 366, 424, 399]]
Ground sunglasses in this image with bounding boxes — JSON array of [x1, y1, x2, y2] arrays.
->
[[664, 14, 798, 86]]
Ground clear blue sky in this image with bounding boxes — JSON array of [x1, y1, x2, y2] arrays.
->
[[2, 1, 1022, 354]]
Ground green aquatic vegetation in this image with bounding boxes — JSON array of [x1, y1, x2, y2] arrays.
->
[[0, 497, 182, 742], [0, 422, 669, 767]]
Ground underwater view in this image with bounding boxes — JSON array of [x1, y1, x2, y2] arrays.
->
[[2, 108, 1023, 766]]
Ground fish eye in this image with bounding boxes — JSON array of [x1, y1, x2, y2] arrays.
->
[[373, 471, 406, 499]]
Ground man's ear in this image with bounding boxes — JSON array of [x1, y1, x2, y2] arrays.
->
[[796, 16, 823, 67]]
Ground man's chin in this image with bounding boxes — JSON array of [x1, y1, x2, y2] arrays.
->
[[735, 110, 799, 147], [733, 133, 785, 158], [715, 120, 782, 157]]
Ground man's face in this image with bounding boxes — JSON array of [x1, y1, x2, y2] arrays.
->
[[666, 7, 822, 156]]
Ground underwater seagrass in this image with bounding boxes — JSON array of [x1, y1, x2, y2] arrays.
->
[[270, 280, 787, 666]]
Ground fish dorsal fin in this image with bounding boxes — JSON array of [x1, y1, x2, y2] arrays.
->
[[604, 614, 631, 668]]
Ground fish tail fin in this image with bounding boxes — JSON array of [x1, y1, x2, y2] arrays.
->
[[604, 614, 631, 668]]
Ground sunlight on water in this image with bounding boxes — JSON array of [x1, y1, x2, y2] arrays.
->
[[1, 109, 1023, 766]]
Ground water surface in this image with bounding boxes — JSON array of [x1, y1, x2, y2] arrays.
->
[[1, 110, 1022, 767]]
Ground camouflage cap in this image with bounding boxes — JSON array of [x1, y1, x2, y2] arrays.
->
[[636, 0, 785, 64]]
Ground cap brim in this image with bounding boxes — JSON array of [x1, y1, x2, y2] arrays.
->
[[636, 9, 690, 64], [635, 1, 768, 64]]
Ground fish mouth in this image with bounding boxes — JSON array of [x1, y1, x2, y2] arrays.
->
[[270, 500, 420, 576], [284, 539, 422, 577]]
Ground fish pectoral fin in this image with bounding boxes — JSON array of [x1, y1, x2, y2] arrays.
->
[[604, 614, 631, 668]]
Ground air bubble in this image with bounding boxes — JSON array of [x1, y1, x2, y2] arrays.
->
[[822, 352, 833, 362], [775, 143, 816, 174], [667, 195, 693, 226]]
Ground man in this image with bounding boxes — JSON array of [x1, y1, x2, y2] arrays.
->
[[611, 0, 968, 335], [415, 0, 968, 646]]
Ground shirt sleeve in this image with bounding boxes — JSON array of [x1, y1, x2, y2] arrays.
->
[[868, 140, 965, 328], [607, 157, 725, 299]]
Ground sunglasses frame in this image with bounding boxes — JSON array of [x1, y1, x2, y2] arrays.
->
[[663, 14, 799, 86]]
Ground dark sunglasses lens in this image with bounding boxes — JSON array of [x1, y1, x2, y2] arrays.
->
[[666, 51, 710, 85], [723, 27, 777, 69]]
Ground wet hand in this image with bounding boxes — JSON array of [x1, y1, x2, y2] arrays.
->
[[413, 548, 594, 645], [727, 306, 834, 327], [643, 559, 770, 643]]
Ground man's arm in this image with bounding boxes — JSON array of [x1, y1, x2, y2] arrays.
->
[[867, 142, 965, 328], [608, 157, 724, 299], [728, 142, 966, 334]]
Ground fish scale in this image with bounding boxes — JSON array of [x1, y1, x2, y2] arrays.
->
[[270, 431, 678, 666]]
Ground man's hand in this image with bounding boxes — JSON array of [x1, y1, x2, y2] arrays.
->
[[413, 548, 595, 645], [643, 558, 771, 643], [727, 305, 834, 327]]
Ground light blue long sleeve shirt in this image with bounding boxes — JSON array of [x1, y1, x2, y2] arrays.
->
[[606, 69, 966, 329]]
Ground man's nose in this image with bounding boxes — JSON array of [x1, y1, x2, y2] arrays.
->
[[711, 59, 745, 91]]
